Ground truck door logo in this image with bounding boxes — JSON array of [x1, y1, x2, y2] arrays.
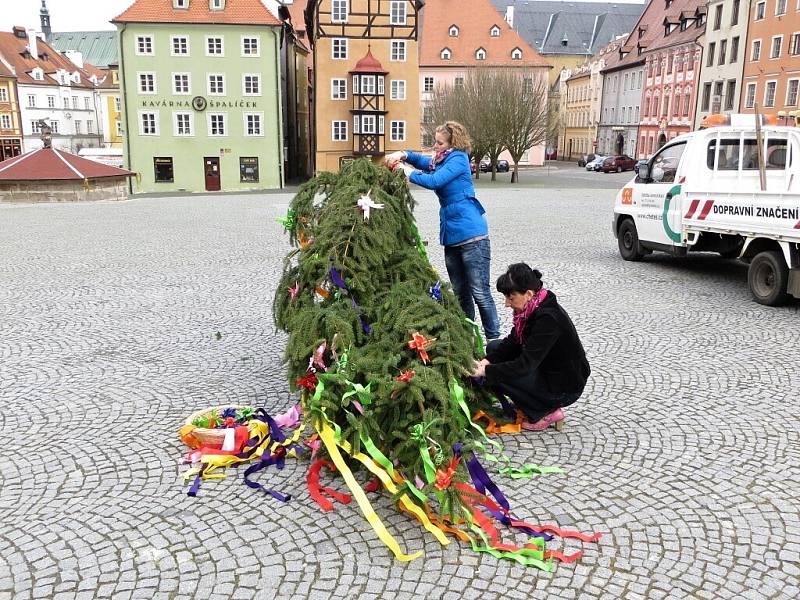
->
[[621, 187, 633, 205], [661, 184, 683, 243]]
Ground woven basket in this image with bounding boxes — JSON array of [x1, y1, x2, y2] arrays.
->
[[185, 405, 250, 448]]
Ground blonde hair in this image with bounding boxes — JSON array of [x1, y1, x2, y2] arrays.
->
[[436, 121, 472, 153]]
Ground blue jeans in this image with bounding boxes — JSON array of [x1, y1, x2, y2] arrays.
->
[[444, 238, 500, 339]]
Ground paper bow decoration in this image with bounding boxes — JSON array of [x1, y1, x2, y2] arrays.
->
[[407, 332, 436, 364], [429, 281, 442, 303], [308, 342, 328, 372], [357, 194, 384, 220], [288, 281, 300, 299], [395, 370, 416, 383], [296, 371, 318, 391], [276, 208, 296, 230]]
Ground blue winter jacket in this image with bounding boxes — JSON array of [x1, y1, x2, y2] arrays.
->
[[405, 149, 489, 246]]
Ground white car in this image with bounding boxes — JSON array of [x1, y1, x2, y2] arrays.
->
[[585, 155, 607, 171]]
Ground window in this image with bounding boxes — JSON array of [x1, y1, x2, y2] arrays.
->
[[153, 157, 173, 183], [390, 80, 406, 100], [116, 121, 123, 136], [210, 0, 224, 9], [331, 78, 347, 99], [173, 73, 190, 94], [725, 80, 736, 110], [707, 42, 716, 67], [731, 0, 740, 25], [242, 37, 259, 56], [752, 40, 761, 61], [206, 36, 224, 56], [423, 76, 434, 92], [362, 115, 376, 133], [243, 74, 261, 95], [174, 0, 188, 8], [208, 74, 225, 95], [208, 113, 226, 135], [422, 106, 432, 124], [139, 72, 156, 94], [136, 35, 153, 55], [791, 33, 800, 56], [172, 36, 189, 55], [787, 79, 799, 106], [390, 121, 405, 141], [440, 48, 451, 60], [332, 120, 347, 141], [476, 48, 486, 60], [139, 111, 158, 135], [75, 120, 82, 134], [391, 40, 406, 61], [0, 115, 11, 129], [27, 95, 36, 108], [755, 1, 765, 20], [240, 157, 259, 182], [511, 47, 522, 60], [523, 78, 533, 95], [47, 95, 55, 108], [390, 1, 406, 25], [648, 142, 686, 183], [31, 120, 42, 134], [63, 98, 69, 109], [776, 0, 787, 15], [764, 81, 777, 107], [449, 25, 459, 37], [174, 112, 193, 135], [72, 97, 78, 109], [454, 76, 464, 88], [115, 97, 121, 112], [490, 25, 500, 37], [701, 83, 712, 111], [332, 38, 347, 59], [714, 4, 722, 29], [719, 40, 727, 65], [361, 75, 375, 95], [422, 132, 433, 147], [244, 113, 262, 136], [744, 82, 756, 108], [87, 120, 93, 134], [771, 36, 783, 59], [708, 138, 791, 170], [332, 0, 348, 22], [0, 88, 7, 102], [730, 36, 739, 63]]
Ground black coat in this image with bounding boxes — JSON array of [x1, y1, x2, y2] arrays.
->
[[484, 292, 590, 394]]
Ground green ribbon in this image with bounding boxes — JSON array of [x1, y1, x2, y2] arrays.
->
[[465, 318, 485, 358], [276, 208, 296, 231], [410, 423, 438, 484], [468, 526, 553, 571], [498, 464, 564, 479], [342, 381, 374, 408], [450, 379, 502, 453], [412, 224, 429, 261]]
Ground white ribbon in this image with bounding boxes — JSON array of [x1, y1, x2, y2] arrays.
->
[[357, 194, 384, 220]]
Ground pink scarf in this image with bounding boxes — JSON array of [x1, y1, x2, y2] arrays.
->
[[428, 147, 453, 172], [512, 288, 549, 344]]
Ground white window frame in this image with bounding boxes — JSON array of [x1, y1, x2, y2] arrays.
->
[[331, 78, 347, 100], [172, 72, 191, 95], [171, 35, 189, 56], [116, 121, 123, 136], [379, 115, 384, 134], [242, 73, 261, 96], [440, 48, 451, 60], [751, 39, 762, 61], [423, 76, 434, 92], [361, 75, 376, 95], [449, 25, 459, 37], [744, 82, 756, 108], [47, 95, 55, 108], [0, 114, 11, 129], [332, 0, 349, 23], [353, 115, 360, 134], [241, 36, 260, 57], [0, 88, 7, 102], [390, 79, 406, 100], [207, 112, 227, 136], [173, 111, 194, 136], [243, 112, 264, 136], [362, 114, 376, 134], [332, 120, 348, 141], [206, 36, 224, 56], [785, 78, 799, 106], [138, 72, 157, 94], [390, 120, 406, 142], [378, 76, 384, 96], [511, 47, 522, 59], [770, 35, 783, 58], [476, 48, 486, 60], [490, 25, 501, 37], [138, 110, 159, 135], [135, 34, 154, 56], [114, 97, 121, 112], [210, 0, 224, 10], [390, 1, 407, 25], [391, 40, 407, 62], [84, 97, 90, 110], [174, 0, 188, 8], [755, 1, 766, 20], [764, 80, 777, 107], [776, 0, 787, 15], [207, 73, 225, 96], [332, 38, 348, 60]]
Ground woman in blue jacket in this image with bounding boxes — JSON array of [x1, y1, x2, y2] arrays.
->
[[385, 121, 500, 340]]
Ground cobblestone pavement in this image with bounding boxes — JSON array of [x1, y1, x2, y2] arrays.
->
[[1, 178, 798, 600]]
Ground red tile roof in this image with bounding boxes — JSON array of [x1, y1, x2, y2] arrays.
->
[[350, 48, 387, 74], [420, 0, 549, 68], [0, 31, 97, 88], [113, 0, 281, 26], [0, 148, 134, 181], [0, 57, 15, 78]]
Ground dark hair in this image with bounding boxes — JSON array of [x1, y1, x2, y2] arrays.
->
[[496, 263, 543, 295]]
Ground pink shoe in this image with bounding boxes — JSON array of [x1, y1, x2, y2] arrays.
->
[[521, 408, 565, 431]]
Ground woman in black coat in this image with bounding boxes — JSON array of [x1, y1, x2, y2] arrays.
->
[[471, 263, 590, 430]]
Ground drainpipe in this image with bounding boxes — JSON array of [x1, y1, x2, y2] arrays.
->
[[273, 27, 284, 188], [118, 23, 134, 194]]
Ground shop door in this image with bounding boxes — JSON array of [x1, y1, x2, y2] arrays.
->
[[204, 157, 221, 191]]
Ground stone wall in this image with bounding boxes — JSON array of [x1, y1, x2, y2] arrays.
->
[[0, 178, 130, 203]]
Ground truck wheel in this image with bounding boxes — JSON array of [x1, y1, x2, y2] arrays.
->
[[748, 251, 789, 306], [618, 218, 645, 261]]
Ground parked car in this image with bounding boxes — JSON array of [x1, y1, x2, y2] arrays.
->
[[577, 153, 595, 167], [586, 155, 607, 171], [633, 159, 649, 175], [601, 155, 637, 173], [470, 158, 477, 174], [496, 159, 510, 172]]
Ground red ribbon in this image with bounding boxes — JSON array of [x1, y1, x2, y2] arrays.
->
[[307, 460, 352, 512]]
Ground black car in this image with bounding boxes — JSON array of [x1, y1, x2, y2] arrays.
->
[[577, 153, 595, 167], [479, 158, 510, 173]]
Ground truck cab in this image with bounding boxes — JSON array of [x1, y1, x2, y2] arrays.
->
[[613, 121, 800, 306]]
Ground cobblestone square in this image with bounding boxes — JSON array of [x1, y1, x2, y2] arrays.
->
[[1, 169, 798, 599]]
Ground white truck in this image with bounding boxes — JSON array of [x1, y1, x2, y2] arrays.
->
[[612, 122, 800, 306]]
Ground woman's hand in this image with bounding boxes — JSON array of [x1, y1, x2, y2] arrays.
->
[[471, 358, 490, 378], [384, 151, 406, 170], [399, 163, 415, 177]]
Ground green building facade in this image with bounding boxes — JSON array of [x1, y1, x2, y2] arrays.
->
[[115, 16, 283, 193]]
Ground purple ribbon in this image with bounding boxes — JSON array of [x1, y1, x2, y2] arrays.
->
[[330, 266, 372, 335], [466, 453, 510, 513], [243, 450, 291, 502]]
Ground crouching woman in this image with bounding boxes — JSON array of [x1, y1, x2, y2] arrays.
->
[[471, 263, 590, 431]]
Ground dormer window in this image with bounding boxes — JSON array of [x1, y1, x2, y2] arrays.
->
[[72, 71, 81, 83], [174, 0, 188, 8], [449, 25, 459, 37], [561, 34, 568, 47], [511, 47, 523, 60], [209, 0, 224, 10], [475, 47, 486, 60], [490, 25, 501, 37], [31, 68, 44, 81], [441, 47, 451, 60]]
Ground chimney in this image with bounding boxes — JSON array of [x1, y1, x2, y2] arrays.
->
[[65, 50, 84, 68], [27, 29, 39, 60], [505, 6, 514, 28]]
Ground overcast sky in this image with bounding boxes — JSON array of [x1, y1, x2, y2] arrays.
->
[[2, 0, 645, 33]]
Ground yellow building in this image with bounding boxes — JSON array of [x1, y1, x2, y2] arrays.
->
[[561, 64, 594, 161], [306, 0, 422, 172], [0, 57, 23, 161], [102, 66, 122, 147]]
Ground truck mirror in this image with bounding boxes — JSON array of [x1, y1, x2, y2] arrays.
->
[[638, 164, 650, 181]]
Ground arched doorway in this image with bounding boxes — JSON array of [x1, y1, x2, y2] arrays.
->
[[616, 134, 625, 155], [657, 133, 667, 149]]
